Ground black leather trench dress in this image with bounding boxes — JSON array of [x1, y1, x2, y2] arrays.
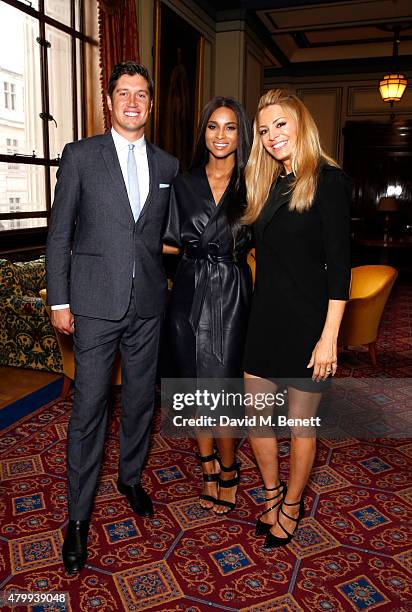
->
[[164, 166, 252, 378]]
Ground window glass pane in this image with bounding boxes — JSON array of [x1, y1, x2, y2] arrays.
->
[[76, 38, 83, 138], [0, 218, 47, 231], [75, 0, 82, 31], [46, 25, 73, 158], [0, 3, 43, 157], [45, 0, 72, 27], [0, 163, 46, 229], [50, 165, 58, 202]]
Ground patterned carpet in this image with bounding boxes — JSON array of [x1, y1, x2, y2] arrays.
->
[[0, 281, 411, 611]]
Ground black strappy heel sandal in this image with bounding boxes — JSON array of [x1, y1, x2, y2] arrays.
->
[[197, 451, 219, 509], [264, 498, 305, 548], [213, 459, 240, 514], [255, 481, 287, 537]]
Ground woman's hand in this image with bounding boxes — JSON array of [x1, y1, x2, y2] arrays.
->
[[307, 334, 338, 381], [307, 299, 347, 381]]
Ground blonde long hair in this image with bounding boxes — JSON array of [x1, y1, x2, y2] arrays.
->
[[243, 89, 338, 224]]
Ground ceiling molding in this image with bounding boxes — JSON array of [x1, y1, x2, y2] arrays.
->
[[183, 1, 412, 72], [264, 55, 412, 77], [299, 34, 412, 48]]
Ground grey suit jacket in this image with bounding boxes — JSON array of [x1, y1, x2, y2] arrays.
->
[[46, 131, 179, 320]]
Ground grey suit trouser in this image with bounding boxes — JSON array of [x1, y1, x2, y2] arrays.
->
[[67, 289, 161, 520]]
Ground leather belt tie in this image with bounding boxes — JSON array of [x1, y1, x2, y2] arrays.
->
[[185, 243, 234, 364]]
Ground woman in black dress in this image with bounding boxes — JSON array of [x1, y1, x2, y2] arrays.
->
[[164, 97, 252, 514], [243, 89, 351, 547]]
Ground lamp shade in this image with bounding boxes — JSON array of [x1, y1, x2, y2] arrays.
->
[[378, 196, 398, 212], [379, 73, 408, 102]]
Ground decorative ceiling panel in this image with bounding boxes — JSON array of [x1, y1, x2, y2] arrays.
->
[[257, 0, 412, 32]]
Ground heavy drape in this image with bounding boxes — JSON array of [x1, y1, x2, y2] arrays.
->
[[98, 0, 140, 129]]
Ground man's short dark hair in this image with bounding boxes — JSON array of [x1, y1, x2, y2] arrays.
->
[[107, 61, 154, 99]]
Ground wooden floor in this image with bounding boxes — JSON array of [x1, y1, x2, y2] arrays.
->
[[0, 366, 61, 410]]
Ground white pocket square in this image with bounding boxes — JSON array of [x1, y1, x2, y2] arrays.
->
[[159, 183, 170, 188]]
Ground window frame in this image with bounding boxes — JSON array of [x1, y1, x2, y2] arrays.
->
[[0, 0, 95, 246]]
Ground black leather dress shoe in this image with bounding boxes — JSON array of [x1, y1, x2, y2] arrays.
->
[[62, 519, 89, 575], [117, 479, 154, 517]]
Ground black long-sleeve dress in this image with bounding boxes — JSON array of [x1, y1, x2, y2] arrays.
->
[[244, 164, 351, 388], [164, 166, 252, 378]]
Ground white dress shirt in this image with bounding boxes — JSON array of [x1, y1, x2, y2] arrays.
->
[[51, 128, 150, 310], [110, 127, 150, 208]]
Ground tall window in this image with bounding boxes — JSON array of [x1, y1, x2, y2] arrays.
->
[[0, 0, 95, 234]]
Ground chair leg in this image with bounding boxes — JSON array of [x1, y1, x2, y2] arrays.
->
[[60, 375, 73, 399], [368, 342, 377, 367]]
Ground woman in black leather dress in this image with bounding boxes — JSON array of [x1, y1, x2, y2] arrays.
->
[[243, 89, 351, 548], [164, 97, 252, 514]]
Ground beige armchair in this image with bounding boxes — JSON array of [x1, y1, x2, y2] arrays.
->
[[338, 265, 398, 366], [247, 249, 256, 286]]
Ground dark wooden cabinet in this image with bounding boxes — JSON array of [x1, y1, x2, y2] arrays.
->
[[343, 120, 412, 270]]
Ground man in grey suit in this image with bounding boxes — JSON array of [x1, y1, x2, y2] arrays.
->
[[46, 61, 179, 575]]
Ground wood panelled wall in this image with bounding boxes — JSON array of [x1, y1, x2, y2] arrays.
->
[[344, 120, 412, 225], [264, 75, 412, 164]]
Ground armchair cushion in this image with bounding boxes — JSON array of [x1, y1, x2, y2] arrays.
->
[[0, 258, 46, 297], [0, 258, 63, 373]]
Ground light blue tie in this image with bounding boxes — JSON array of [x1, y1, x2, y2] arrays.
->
[[127, 143, 140, 221]]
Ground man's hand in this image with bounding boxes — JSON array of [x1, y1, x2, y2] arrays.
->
[[51, 308, 75, 335]]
